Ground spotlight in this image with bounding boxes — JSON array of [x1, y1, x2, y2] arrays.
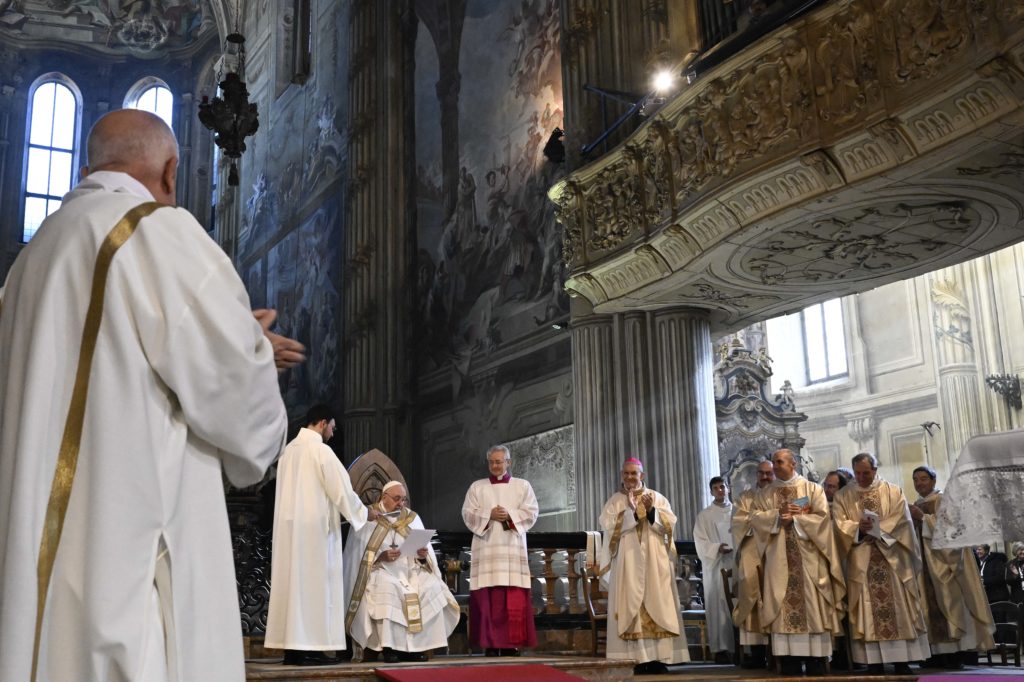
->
[[652, 70, 676, 94]]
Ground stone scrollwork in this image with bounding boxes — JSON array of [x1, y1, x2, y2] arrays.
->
[[552, 180, 584, 268], [813, 0, 880, 127], [879, 0, 972, 85], [584, 161, 648, 253], [669, 36, 814, 205], [748, 200, 976, 286]]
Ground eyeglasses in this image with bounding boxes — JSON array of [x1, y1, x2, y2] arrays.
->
[[384, 493, 408, 503]]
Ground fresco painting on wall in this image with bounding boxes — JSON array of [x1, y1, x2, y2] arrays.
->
[[264, 198, 343, 421], [415, 0, 566, 380]]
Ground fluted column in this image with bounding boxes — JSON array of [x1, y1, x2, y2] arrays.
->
[[571, 303, 619, 530], [343, 0, 416, 469], [572, 300, 718, 534], [928, 268, 988, 466], [649, 308, 718, 536]]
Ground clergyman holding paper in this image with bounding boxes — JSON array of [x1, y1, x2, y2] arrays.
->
[[343, 481, 460, 662]]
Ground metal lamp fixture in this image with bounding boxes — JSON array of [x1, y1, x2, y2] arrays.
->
[[198, 19, 258, 187]]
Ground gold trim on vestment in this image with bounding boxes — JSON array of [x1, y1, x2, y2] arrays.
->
[[344, 508, 418, 630], [31, 201, 165, 682]]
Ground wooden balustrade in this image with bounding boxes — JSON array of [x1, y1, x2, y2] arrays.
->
[[433, 530, 701, 620]]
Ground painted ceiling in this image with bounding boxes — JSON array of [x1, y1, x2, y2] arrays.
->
[[0, 0, 222, 57]]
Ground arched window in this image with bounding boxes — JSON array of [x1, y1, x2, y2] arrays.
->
[[125, 78, 174, 128], [22, 75, 82, 242]]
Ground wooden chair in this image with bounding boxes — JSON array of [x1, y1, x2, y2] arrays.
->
[[986, 601, 1023, 666], [583, 565, 608, 656]]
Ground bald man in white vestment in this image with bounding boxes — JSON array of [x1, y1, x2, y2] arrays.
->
[[600, 457, 689, 675], [0, 110, 301, 681], [693, 476, 735, 662], [265, 405, 371, 666], [343, 482, 459, 662]]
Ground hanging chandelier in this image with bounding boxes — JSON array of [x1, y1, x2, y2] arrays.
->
[[198, 8, 258, 187]]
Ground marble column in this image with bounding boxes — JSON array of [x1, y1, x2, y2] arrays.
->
[[572, 299, 718, 535], [928, 267, 988, 467], [343, 0, 416, 470]]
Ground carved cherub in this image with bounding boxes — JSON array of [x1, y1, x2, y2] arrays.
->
[[776, 379, 795, 408]]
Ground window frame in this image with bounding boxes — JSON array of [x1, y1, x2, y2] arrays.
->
[[800, 299, 849, 385], [124, 77, 175, 128], [20, 73, 83, 243]]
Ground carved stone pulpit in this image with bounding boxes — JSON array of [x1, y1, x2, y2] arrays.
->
[[714, 339, 811, 498]]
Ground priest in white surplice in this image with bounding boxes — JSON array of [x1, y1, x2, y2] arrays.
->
[[600, 457, 689, 675], [833, 453, 930, 676], [343, 481, 459, 662], [265, 405, 372, 666], [462, 445, 539, 655], [693, 476, 735, 662], [0, 110, 301, 681], [748, 449, 846, 676]]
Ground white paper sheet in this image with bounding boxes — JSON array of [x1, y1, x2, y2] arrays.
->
[[861, 510, 882, 538], [398, 528, 436, 558]]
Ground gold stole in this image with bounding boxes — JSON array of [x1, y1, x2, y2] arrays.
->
[[31, 202, 165, 682], [607, 491, 678, 641], [344, 508, 419, 631]]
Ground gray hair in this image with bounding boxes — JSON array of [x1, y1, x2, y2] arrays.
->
[[486, 444, 511, 461], [851, 452, 878, 469]]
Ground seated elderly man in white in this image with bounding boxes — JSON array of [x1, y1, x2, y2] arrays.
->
[[343, 481, 460, 662]]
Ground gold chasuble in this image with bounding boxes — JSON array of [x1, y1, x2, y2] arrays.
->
[[749, 476, 845, 656], [833, 478, 931, 664], [915, 491, 995, 654], [732, 490, 766, 643]]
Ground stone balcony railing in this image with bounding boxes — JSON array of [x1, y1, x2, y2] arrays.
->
[[549, 0, 1024, 332]]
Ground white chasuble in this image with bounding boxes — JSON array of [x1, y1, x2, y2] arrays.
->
[[599, 488, 689, 665], [343, 507, 459, 653], [265, 428, 368, 650], [462, 478, 539, 589], [0, 171, 287, 681], [693, 501, 735, 654]]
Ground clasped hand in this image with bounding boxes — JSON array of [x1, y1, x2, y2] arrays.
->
[[628, 492, 653, 510], [490, 505, 510, 522], [780, 503, 804, 527]]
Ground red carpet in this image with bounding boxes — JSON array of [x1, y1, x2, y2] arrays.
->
[[919, 677, 1024, 681], [375, 663, 586, 681]]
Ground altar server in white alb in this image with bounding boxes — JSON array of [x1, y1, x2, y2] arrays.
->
[[265, 405, 372, 666], [344, 481, 460, 662], [0, 110, 302, 681], [462, 445, 539, 655], [600, 457, 689, 675], [693, 476, 735, 662]]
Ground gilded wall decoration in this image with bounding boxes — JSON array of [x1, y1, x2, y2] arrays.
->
[[585, 161, 648, 252]]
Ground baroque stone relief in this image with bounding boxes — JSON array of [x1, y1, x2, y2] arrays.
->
[[743, 199, 979, 286], [507, 424, 576, 515]]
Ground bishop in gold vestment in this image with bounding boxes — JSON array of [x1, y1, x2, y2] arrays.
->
[[833, 454, 930, 675]]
